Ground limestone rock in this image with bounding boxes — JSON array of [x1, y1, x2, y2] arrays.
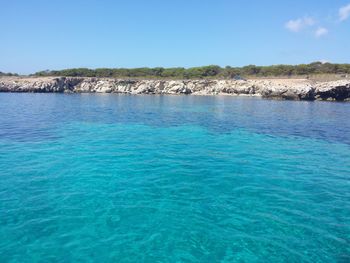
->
[[0, 76, 349, 101]]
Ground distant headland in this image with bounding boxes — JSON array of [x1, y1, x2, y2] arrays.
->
[[1, 62, 350, 101]]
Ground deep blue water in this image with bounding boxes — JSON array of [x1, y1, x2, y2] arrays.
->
[[0, 93, 349, 262]]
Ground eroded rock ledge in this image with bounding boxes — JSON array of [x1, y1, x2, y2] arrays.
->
[[0, 77, 349, 101]]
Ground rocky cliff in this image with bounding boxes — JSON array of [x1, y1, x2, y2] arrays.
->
[[1, 77, 349, 101]]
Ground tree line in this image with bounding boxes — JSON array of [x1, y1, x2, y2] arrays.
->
[[29, 62, 350, 79], [0, 71, 18, 77]]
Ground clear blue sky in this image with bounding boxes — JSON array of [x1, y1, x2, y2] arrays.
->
[[1, 0, 350, 74]]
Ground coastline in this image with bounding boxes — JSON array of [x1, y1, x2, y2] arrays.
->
[[1, 76, 349, 101]]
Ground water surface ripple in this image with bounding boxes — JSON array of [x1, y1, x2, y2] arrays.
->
[[0, 94, 349, 262]]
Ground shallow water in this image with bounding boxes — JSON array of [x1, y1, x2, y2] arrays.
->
[[0, 94, 349, 262]]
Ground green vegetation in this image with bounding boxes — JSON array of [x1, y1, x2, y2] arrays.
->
[[0, 71, 18, 77], [30, 62, 350, 79]]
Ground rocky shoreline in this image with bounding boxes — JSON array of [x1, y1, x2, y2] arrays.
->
[[1, 77, 350, 101]]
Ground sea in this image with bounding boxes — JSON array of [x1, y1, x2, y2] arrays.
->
[[0, 93, 349, 262]]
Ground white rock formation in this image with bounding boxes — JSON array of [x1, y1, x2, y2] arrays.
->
[[0, 77, 349, 101]]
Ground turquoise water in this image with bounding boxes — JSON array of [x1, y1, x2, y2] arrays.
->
[[0, 94, 349, 262]]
